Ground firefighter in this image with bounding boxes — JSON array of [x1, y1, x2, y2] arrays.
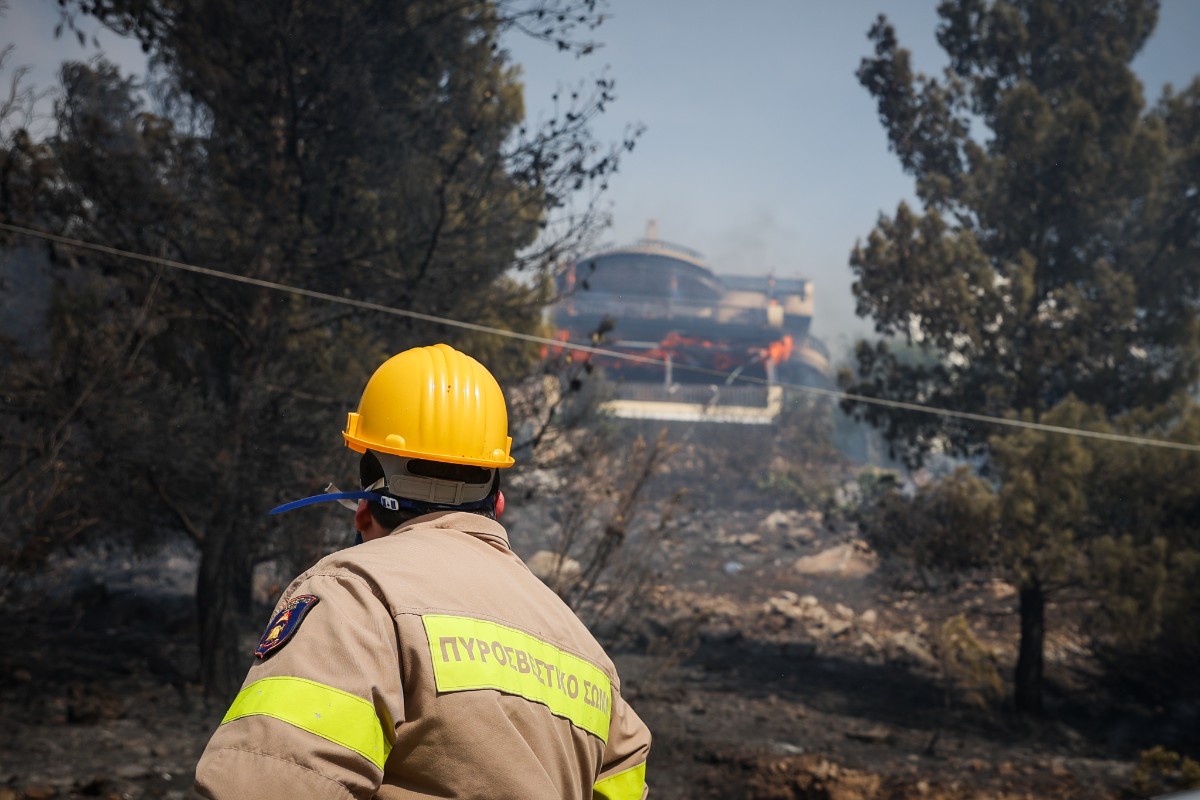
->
[[194, 343, 651, 799]]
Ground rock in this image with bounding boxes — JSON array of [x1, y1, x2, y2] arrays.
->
[[989, 579, 1017, 600], [887, 631, 938, 670], [526, 551, 581, 588], [793, 544, 877, 578], [827, 619, 852, 638], [764, 596, 806, 622], [856, 632, 880, 652], [845, 723, 895, 744], [722, 561, 744, 575], [760, 510, 792, 531], [735, 533, 761, 547], [798, 594, 820, 609], [21, 786, 57, 800], [113, 764, 152, 780], [833, 603, 855, 620], [787, 527, 816, 544], [859, 609, 878, 627], [803, 604, 832, 629]]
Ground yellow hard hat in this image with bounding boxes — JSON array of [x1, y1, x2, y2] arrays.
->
[[343, 344, 515, 468]]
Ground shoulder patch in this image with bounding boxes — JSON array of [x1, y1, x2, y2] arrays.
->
[[254, 594, 320, 659]]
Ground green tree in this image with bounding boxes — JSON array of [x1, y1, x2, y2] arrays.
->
[[3, 0, 633, 698], [1088, 399, 1200, 702], [989, 397, 1100, 712], [844, 0, 1200, 712], [857, 464, 998, 582], [0, 40, 84, 583]]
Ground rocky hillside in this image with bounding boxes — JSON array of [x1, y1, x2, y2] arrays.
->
[[0, 452, 1181, 799]]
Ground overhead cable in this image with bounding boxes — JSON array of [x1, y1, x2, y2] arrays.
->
[[3, 221, 1198, 453]]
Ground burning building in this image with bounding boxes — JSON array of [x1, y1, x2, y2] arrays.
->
[[551, 233, 832, 424]]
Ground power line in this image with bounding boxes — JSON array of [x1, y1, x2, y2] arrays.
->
[[3, 220, 1199, 454]]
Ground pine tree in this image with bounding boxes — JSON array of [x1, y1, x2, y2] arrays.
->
[[7, 0, 632, 697], [846, 0, 1200, 712]]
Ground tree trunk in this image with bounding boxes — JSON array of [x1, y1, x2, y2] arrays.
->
[[1014, 581, 1045, 715], [196, 344, 269, 703], [197, 505, 255, 704]]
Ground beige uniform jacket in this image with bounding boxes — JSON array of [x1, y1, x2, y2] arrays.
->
[[195, 511, 650, 799]]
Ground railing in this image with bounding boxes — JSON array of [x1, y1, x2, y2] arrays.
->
[[613, 382, 773, 408], [600, 382, 783, 425], [564, 292, 809, 317]]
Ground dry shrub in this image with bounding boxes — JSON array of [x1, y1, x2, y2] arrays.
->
[[933, 614, 1003, 711], [1133, 745, 1200, 796], [507, 363, 685, 643]]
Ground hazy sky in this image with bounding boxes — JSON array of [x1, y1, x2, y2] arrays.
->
[[506, 1, 1200, 352], [7, 1, 1200, 354]]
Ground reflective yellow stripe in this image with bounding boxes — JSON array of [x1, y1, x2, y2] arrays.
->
[[222, 676, 392, 770], [422, 614, 613, 741], [593, 761, 647, 800]]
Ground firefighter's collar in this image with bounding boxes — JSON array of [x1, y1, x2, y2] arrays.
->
[[394, 511, 510, 549]]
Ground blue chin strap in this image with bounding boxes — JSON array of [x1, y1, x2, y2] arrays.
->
[[269, 487, 495, 516], [269, 490, 398, 515]]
